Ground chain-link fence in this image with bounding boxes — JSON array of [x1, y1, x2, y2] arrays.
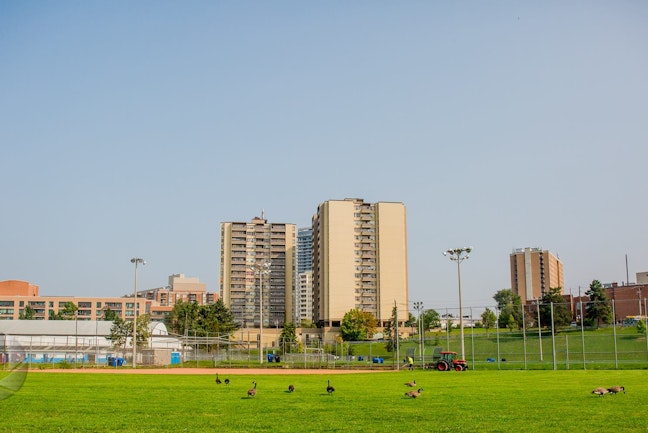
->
[[3, 298, 647, 370]]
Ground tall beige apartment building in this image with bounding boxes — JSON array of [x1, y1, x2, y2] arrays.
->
[[312, 198, 408, 327], [510, 247, 564, 303], [220, 216, 296, 327]]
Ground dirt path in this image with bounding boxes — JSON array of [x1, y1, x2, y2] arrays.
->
[[30, 367, 391, 375]]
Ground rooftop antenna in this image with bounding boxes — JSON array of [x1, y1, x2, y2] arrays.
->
[[261, 209, 265, 220]]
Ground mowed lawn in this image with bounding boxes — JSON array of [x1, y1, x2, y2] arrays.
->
[[1, 369, 646, 432]]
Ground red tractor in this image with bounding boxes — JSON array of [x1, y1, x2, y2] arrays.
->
[[435, 351, 468, 371]]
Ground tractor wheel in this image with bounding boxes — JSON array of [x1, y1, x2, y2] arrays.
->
[[437, 361, 448, 371], [454, 364, 463, 371]]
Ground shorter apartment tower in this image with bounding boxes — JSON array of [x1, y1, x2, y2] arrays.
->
[[220, 216, 296, 327], [137, 274, 217, 322], [510, 247, 564, 303]]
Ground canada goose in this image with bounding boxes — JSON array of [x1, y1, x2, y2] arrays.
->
[[247, 381, 257, 397], [288, 384, 295, 392], [607, 386, 625, 394], [591, 387, 609, 396], [405, 380, 416, 387], [405, 388, 423, 398], [326, 380, 335, 395]]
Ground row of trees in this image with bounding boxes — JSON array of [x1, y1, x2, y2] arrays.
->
[[482, 280, 613, 333], [336, 279, 619, 353], [163, 299, 301, 352], [164, 299, 238, 337]]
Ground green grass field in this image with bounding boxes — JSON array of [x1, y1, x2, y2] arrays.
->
[[1, 369, 646, 432]]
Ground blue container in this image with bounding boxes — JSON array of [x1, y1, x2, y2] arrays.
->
[[267, 354, 275, 363], [108, 356, 124, 367], [171, 352, 181, 365], [358, 356, 364, 361]]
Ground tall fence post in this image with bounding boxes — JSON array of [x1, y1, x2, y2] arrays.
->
[[470, 307, 475, 370], [537, 299, 543, 361], [644, 298, 648, 358], [580, 297, 586, 370], [496, 306, 500, 370], [550, 302, 556, 370], [612, 300, 618, 369], [521, 303, 527, 370]]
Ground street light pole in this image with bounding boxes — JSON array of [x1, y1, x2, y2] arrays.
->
[[250, 260, 271, 364], [444, 247, 472, 361], [130, 257, 145, 368]]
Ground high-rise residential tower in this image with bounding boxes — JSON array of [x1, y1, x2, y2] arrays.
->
[[510, 247, 564, 303], [296, 228, 313, 323], [312, 198, 408, 327], [297, 228, 313, 274], [220, 216, 296, 327]]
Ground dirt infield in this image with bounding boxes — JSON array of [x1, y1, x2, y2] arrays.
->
[[30, 367, 391, 375]]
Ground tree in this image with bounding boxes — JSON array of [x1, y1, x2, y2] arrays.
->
[[19, 305, 36, 320], [539, 287, 572, 331], [383, 305, 398, 352], [279, 322, 299, 353], [165, 299, 239, 352], [585, 280, 613, 328], [103, 308, 119, 322], [108, 316, 130, 350], [506, 314, 517, 332], [109, 314, 151, 350], [134, 314, 151, 348], [340, 309, 377, 341], [493, 289, 522, 330], [202, 298, 239, 337], [50, 301, 78, 320], [404, 312, 416, 327], [421, 309, 441, 331], [165, 300, 200, 335], [481, 308, 496, 336], [637, 319, 647, 334]]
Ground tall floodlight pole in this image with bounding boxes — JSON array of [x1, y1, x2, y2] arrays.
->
[[444, 247, 472, 361], [250, 260, 271, 364], [413, 301, 424, 367], [130, 258, 145, 368]]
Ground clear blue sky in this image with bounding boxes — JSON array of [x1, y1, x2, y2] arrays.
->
[[2, 1, 647, 311]]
